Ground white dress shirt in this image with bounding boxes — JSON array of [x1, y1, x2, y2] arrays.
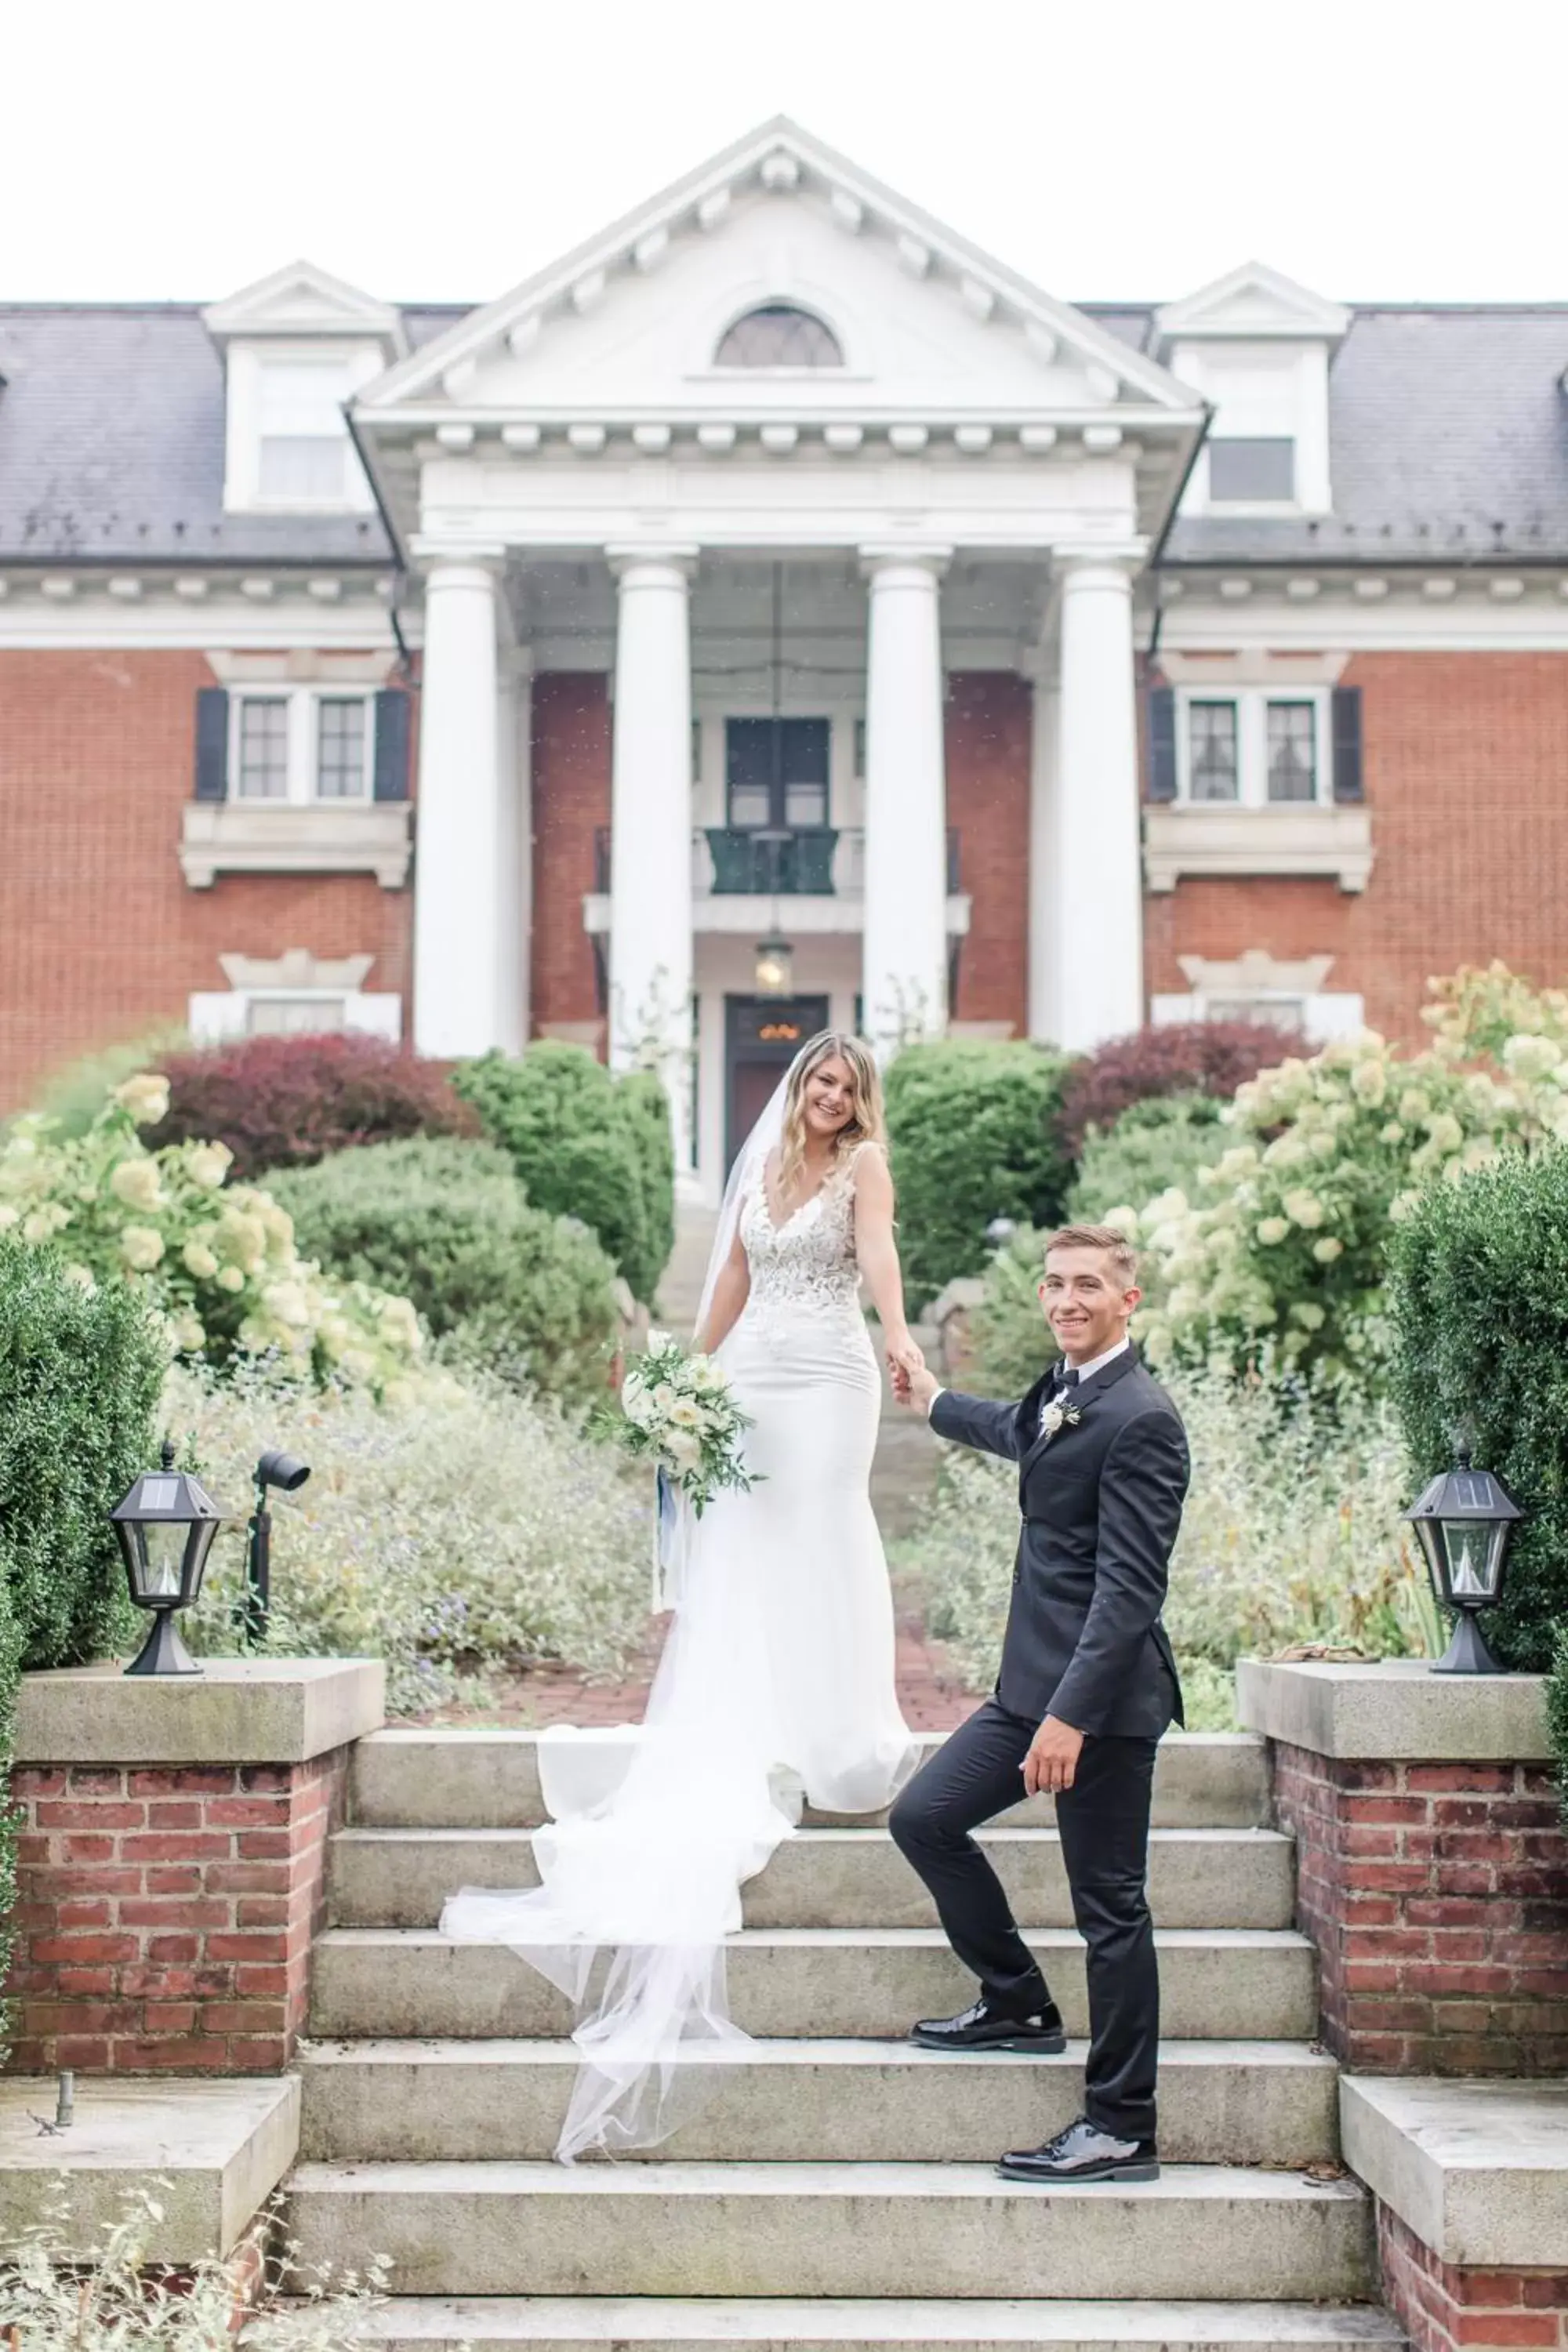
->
[[924, 1334, 1131, 1423]]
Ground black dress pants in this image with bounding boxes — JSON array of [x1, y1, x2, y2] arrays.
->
[[888, 1695, 1161, 2142]]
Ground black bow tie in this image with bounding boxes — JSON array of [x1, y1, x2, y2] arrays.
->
[[1054, 1365, 1080, 1392]]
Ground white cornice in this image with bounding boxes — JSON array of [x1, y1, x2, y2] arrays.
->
[[354, 116, 1201, 423], [202, 259, 406, 357], [1156, 260, 1351, 346], [1156, 570, 1568, 652]]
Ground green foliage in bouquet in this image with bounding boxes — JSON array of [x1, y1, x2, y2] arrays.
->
[[0, 1242, 165, 2058], [884, 1040, 1073, 1311], [1388, 1143, 1568, 1671], [266, 1137, 621, 1409], [456, 1044, 674, 1305], [1130, 967, 1568, 1391], [0, 1076, 423, 1388]]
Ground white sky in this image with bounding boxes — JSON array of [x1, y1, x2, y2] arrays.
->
[[8, 0, 1567, 309]]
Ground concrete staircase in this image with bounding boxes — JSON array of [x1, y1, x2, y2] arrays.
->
[[282, 1729, 1404, 2350]]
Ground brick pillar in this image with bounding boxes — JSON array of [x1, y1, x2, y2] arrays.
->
[[3, 1658, 382, 2076]]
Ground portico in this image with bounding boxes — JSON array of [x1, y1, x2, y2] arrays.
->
[[350, 117, 1205, 1200]]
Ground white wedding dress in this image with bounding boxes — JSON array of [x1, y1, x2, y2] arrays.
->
[[439, 1134, 916, 2161]]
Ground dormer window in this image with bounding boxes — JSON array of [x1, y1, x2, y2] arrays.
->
[[1207, 434, 1296, 505], [256, 358, 358, 502], [714, 305, 843, 368]]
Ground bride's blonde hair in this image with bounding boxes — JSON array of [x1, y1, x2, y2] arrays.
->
[[776, 1031, 886, 1200]]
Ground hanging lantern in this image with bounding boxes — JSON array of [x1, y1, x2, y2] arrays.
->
[[755, 936, 793, 997]]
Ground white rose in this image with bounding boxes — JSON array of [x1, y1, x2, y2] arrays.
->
[[111, 1158, 164, 1211], [173, 1313, 206, 1353], [182, 1240, 220, 1280], [1312, 1236, 1345, 1264], [666, 1432, 702, 1473], [1255, 1217, 1290, 1247], [120, 1224, 165, 1271], [216, 1265, 246, 1294], [113, 1073, 170, 1127], [187, 1143, 234, 1191], [1282, 1189, 1325, 1230]]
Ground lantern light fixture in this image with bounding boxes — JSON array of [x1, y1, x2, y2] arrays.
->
[[754, 935, 793, 997], [1403, 1436, 1523, 1676], [111, 1441, 228, 1677]]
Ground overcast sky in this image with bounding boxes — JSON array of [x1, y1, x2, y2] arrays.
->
[[9, 0, 1566, 309]]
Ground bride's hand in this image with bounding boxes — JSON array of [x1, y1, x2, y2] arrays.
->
[[886, 1334, 925, 1379]]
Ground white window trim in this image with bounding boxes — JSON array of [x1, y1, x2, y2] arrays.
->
[[1151, 989, 1366, 1045], [188, 987, 401, 1044], [221, 339, 381, 516], [1175, 684, 1333, 809], [230, 687, 375, 806]]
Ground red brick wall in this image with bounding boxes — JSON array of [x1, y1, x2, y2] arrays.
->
[[4, 1750, 348, 2074], [1378, 2202, 1568, 2352], [0, 652, 411, 1111], [530, 673, 610, 1040], [1145, 654, 1568, 1043], [1272, 1740, 1568, 2073], [945, 672, 1031, 1033]]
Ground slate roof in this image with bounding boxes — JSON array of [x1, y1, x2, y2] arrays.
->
[[3, 298, 1566, 566]]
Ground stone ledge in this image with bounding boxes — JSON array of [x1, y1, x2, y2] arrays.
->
[[0, 2076, 299, 2259], [1342, 2076, 1568, 2267], [1236, 1658, 1550, 1762], [14, 1656, 385, 1766]]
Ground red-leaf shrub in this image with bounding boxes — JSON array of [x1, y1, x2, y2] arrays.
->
[[1057, 1022, 1294, 1156], [147, 1033, 479, 1179]]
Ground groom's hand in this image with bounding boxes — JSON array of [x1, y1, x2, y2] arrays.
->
[[1023, 1714, 1085, 1796], [901, 1362, 939, 1414]]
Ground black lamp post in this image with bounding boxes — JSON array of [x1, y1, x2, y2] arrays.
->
[[241, 1450, 311, 1646], [1404, 1440, 1523, 1677], [111, 1442, 227, 1678]]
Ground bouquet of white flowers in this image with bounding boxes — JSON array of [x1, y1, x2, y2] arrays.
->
[[619, 1330, 757, 1515]]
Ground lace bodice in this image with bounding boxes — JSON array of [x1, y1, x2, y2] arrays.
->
[[739, 1148, 865, 1325]]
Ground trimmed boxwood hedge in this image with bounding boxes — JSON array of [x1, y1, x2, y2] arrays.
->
[[884, 1040, 1073, 1312], [1388, 1145, 1568, 1673]]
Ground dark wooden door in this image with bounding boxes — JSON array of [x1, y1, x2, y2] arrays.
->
[[725, 996, 830, 1171]]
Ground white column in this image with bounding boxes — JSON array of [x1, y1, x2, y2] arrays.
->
[[861, 550, 950, 1059], [608, 548, 695, 1166], [413, 558, 506, 1057], [1053, 556, 1144, 1051], [494, 652, 532, 1055], [1025, 652, 1060, 1043]]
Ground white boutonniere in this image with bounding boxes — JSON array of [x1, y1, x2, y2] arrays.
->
[[1040, 1396, 1083, 1442]]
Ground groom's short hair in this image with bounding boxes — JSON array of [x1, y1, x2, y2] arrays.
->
[[1044, 1225, 1140, 1287]]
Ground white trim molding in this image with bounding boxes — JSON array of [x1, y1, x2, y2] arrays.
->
[[1152, 951, 1364, 1043], [189, 949, 401, 1044], [1143, 801, 1374, 893], [180, 800, 412, 889]]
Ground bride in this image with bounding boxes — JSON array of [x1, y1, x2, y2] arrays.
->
[[439, 1031, 924, 2160]]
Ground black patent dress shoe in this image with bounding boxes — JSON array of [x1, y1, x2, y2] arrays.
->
[[997, 2114, 1160, 2183], [909, 1993, 1067, 2053]]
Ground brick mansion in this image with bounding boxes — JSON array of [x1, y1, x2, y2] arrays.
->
[[3, 116, 1566, 1198]]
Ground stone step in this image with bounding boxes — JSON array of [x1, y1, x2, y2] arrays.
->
[[308, 1927, 1316, 2043], [326, 1825, 1294, 1933], [296, 2037, 1338, 2167], [315, 2296, 1405, 2352], [279, 2159, 1374, 2301], [349, 1731, 1270, 1834]]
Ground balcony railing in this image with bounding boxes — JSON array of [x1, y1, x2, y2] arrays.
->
[[592, 826, 962, 897]]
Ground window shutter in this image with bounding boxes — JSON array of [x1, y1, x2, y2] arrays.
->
[[1147, 685, 1178, 802], [193, 687, 229, 801], [373, 688, 412, 802], [1331, 685, 1364, 803]]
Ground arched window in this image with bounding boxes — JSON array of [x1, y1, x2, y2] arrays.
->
[[713, 304, 844, 368]]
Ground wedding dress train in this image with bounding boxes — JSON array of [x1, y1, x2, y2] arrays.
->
[[439, 1139, 917, 2160]]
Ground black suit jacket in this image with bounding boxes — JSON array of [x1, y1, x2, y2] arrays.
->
[[931, 1345, 1189, 1738]]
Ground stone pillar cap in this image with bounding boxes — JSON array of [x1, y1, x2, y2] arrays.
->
[[1236, 1656, 1550, 1762], [14, 1656, 385, 1766]]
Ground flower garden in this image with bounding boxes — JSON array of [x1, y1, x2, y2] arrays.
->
[[4, 967, 1568, 2075]]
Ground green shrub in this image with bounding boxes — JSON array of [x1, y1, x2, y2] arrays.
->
[[966, 1224, 1054, 1395], [884, 1040, 1073, 1311], [1065, 1093, 1229, 1226], [456, 1044, 673, 1305], [0, 1243, 165, 2058], [1549, 1625, 1568, 1820], [266, 1138, 620, 1409], [1388, 1145, 1568, 1671], [176, 1363, 648, 1712], [904, 1363, 1437, 1729]]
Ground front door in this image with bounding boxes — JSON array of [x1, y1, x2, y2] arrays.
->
[[725, 995, 830, 1171]]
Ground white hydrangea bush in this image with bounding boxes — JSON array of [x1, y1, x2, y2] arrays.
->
[[1116, 967, 1568, 1388], [0, 1073, 421, 1386]]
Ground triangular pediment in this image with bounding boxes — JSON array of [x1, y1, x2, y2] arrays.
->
[[203, 260, 405, 355], [356, 118, 1200, 423], [1156, 260, 1350, 345]]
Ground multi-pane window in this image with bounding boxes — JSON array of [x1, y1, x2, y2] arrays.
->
[[232, 691, 373, 803], [1179, 690, 1330, 807], [714, 305, 844, 368], [236, 698, 290, 800], [256, 360, 353, 503], [316, 699, 368, 799], [1188, 702, 1240, 802], [1207, 436, 1297, 503], [1266, 702, 1317, 802], [725, 718, 831, 829]]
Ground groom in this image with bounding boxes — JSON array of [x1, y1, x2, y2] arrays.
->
[[891, 1224, 1189, 2184]]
